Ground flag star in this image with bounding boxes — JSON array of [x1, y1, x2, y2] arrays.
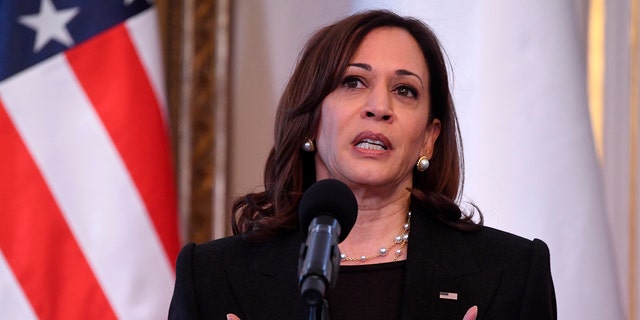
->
[[19, 0, 80, 53]]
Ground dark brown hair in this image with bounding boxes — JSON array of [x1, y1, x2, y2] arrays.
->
[[232, 9, 481, 237]]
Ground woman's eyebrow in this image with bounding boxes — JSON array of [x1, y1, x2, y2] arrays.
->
[[347, 62, 371, 71], [396, 69, 424, 87]]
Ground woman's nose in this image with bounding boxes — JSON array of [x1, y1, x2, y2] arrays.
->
[[364, 111, 391, 121], [361, 87, 393, 121]]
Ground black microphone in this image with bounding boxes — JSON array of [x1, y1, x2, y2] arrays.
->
[[298, 179, 358, 308]]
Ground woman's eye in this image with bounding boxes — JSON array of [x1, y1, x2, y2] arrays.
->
[[395, 85, 418, 99], [342, 76, 364, 89]]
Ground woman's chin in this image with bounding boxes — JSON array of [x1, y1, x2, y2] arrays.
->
[[343, 172, 410, 190]]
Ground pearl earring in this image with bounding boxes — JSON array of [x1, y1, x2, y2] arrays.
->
[[416, 156, 430, 172], [302, 138, 315, 153]]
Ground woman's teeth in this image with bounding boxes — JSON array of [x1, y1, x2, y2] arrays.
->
[[356, 139, 387, 150]]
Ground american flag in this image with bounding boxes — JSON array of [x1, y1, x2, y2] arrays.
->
[[0, 0, 179, 319]]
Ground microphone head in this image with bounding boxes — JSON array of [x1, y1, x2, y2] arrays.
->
[[298, 179, 358, 242]]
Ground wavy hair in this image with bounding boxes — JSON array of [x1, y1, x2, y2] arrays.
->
[[232, 10, 481, 237]]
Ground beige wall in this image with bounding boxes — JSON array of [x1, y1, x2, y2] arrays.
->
[[229, 1, 354, 198]]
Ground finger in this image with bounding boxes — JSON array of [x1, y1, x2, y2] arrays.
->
[[226, 313, 241, 320], [463, 305, 478, 320]]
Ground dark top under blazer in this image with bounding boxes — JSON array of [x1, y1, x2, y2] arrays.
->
[[168, 208, 557, 320]]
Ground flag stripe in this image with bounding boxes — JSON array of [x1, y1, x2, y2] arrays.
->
[[66, 21, 179, 267], [0, 52, 174, 319], [0, 252, 37, 320], [0, 99, 116, 320], [126, 8, 168, 115]]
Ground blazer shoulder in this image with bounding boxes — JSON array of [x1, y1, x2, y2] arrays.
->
[[404, 213, 556, 319], [181, 230, 302, 271], [464, 226, 556, 319], [171, 230, 306, 319], [472, 225, 549, 252], [455, 224, 552, 273], [170, 236, 253, 319], [191, 234, 249, 258], [177, 234, 245, 267]]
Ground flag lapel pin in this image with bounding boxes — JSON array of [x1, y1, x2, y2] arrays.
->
[[439, 292, 458, 300]]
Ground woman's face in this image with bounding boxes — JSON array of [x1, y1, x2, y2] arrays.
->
[[315, 27, 440, 190]]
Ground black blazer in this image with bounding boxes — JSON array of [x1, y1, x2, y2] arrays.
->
[[169, 209, 557, 319]]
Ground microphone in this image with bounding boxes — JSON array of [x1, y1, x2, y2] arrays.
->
[[298, 179, 358, 308]]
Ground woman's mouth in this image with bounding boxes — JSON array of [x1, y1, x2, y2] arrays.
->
[[353, 132, 392, 151], [355, 139, 387, 150]]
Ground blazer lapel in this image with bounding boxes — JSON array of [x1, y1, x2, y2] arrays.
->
[[403, 213, 501, 320], [226, 233, 309, 320]]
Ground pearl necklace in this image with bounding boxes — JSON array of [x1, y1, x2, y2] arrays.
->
[[340, 211, 411, 263]]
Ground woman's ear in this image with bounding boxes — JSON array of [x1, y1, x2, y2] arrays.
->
[[423, 118, 441, 156]]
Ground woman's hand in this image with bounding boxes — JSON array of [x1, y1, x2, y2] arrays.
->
[[226, 314, 241, 320], [463, 306, 478, 320]]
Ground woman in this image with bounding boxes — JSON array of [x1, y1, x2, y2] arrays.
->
[[169, 10, 556, 320]]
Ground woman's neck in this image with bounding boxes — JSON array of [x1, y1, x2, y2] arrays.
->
[[338, 191, 411, 265]]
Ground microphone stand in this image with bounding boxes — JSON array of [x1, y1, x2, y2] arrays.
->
[[298, 216, 342, 320], [308, 299, 329, 320]]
